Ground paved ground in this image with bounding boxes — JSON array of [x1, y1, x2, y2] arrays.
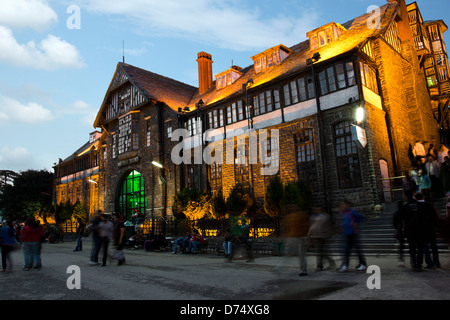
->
[[1, 240, 449, 303]]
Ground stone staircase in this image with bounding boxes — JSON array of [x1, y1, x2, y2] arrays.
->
[[320, 199, 449, 257]]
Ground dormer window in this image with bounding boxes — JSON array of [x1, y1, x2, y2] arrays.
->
[[251, 44, 293, 74], [216, 66, 243, 90], [307, 22, 346, 51]]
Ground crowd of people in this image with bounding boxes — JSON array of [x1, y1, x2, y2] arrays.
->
[[407, 140, 450, 199]]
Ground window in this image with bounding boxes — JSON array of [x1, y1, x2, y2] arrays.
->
[[253, 89, 280, 116], [294, 129, 318, 191], [283, 76, 315, 107], [318, 62, 356, 95], [334, 121, 362, 188], [207, 109, 224, 128], [186, 117, 202, 136], [253, 46, 290, 74], [118, 170, 147, 221], [359, 62, 379, 94], [226, 101, 244, 124], [209, 162, 222, 194], [118, 112, 139, 154], [146, 118, 151, 147], [234, 138, 249, 188]]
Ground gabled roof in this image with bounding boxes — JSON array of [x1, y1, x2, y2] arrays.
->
[[93, 62, 197, 127], [185, 2, 399, 110], [93, 1, 399, 121]]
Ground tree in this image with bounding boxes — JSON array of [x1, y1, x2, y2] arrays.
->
[[73, 201, 88, 223], [264, 174, 284, 216], [172, 187, 202, 219], [225, 183, 252, 217], [0, 169, 53, 221], [211, 190, 227, 218]]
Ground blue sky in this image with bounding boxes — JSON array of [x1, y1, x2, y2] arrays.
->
[[0, 0, 449, 172]]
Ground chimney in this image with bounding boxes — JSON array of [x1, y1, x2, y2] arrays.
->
[[388, 0, 414, 44], [197, 52, 213, 95]]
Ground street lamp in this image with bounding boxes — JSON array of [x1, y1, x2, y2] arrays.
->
[[151, 159, 167, 235], [307, 52, 329, 213], [243, 78, 254, 198], [355, 106, 365, 125]]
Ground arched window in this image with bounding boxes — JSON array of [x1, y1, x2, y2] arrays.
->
[[334, 121, 362, 188], [294, 129, 318, 191], [118, 170, 147, 221]]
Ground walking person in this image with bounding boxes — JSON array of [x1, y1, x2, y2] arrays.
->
[[440, 156, 450, 195], [338, 199, 367, 272], [89, 211, 102, 265], [97, 214, 114, 266], [308, 206, 336, 271], [393, 200, 406, 266], [414, 193, 441, 269], [0, 220, 17, 272], [425, 155, 441, 195], [275, 208, 310, 276], [73, 218, 85, 252], [19, 217, 44, 271], [112, 215, 126, 266], [400, 191, 426, 271]]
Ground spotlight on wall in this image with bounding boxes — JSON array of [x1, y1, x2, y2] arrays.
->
[[151, 161, 163, 168], [355, 107, 365, 124]]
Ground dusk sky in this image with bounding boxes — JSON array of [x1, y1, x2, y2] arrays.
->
[[0, 0, 449, 172]]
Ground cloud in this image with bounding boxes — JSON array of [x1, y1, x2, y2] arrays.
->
[[75, 0, 319, 51], [0, 26, 85, 70], [0, 145, 36, 171], [0, 0, 58, 31], [0, 95, 54, 124]]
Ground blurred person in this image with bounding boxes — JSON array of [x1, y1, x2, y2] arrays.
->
[[73, 217, 85, 252], [111, 215, 126, 266], [338, 199, 367, 272], [402, 171, 417, 199], [441, 156, 450, 195], [419, 171, 431, 202], [172, 231, 191, 254], [97, 214, 114, 266], [438, 144, 449, 165], [19, 217, 44, 271], [0, 220, 16, 271], [308, 207, 336, 271], [425, 155, 441, 194], [89, 211, 103, 265], [414, 193, 441, 269], [393, 200, 406, 266], [223, 229, 235, 261], [400, 191, 427, 271], [188, 229, 205, 254], [275, 208, 309, 276]]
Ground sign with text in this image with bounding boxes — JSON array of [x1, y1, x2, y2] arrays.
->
[[351, 125, 367, 148]]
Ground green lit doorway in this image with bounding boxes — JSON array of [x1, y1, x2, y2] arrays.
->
[[118, 170, 147, 221]]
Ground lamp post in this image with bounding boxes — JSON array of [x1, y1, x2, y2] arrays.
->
[[196, 99, 204, 191], [151, 160, 167, 235], [243, 78, 254, 198], [307, 52, 330, 212]]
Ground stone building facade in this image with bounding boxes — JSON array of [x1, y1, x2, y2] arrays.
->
[[54, 0, 447, 220]]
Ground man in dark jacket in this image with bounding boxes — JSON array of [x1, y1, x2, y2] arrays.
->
[[400, 191, 434, 271]]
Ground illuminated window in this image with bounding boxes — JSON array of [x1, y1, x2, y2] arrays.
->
[[334, 121, 362, 188], [253, 89, 280, 116], [209, 162, 222, 194], [234, 138, 249, 188], [252, 45, 292, 74], [118, 170, 147, 221], [359, 62, 379, 94], [294, 129, 318, 192]]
